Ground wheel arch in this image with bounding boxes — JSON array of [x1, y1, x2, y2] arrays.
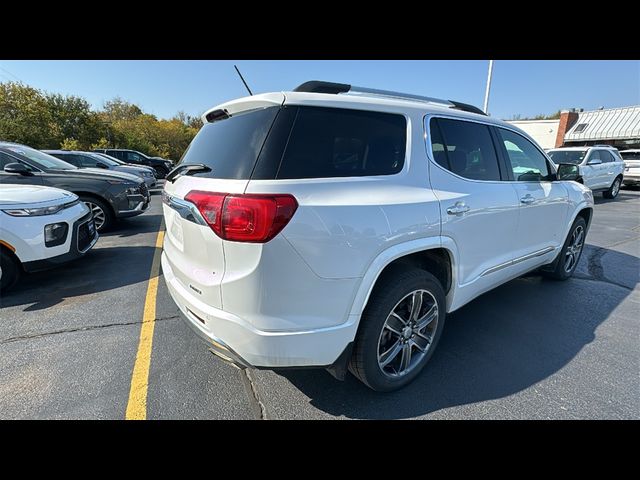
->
[[74, 191, 116, 217], [349, 237, 458, 317], [0, 242, 23, 271]]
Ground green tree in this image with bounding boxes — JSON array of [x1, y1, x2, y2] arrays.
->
[[60, 138, 81, 150], [0, 82, 54, 148]]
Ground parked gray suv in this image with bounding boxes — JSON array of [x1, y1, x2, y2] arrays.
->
[[0, 143, 150, 231], [43, 150, 157, 189]]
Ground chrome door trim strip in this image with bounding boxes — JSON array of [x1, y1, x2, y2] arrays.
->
[[481, 246, 555, 277]]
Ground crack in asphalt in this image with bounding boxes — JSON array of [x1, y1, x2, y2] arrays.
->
[[240, 368, 267, 420], [0, 315, 179, 345]]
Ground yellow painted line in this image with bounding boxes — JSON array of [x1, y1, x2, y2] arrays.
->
[[125, 228, 165, 420]]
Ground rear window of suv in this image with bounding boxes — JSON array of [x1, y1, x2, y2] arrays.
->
[[181, 105, 407, 180], [179, 106, 280, 179]]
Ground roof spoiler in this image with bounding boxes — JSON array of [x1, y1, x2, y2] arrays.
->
[[293, 81, 487, 116]]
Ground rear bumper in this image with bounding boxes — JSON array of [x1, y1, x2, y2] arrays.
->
[[161, 251, 358, 368], [622, 172, 640, 185]]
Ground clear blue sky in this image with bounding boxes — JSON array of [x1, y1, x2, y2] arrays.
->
[[0, 60, 638, 120]]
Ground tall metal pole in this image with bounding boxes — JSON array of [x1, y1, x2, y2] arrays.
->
[[483, 60, 494, 114]]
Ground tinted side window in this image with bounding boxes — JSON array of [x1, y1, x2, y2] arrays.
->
[[430, 118, 501, 181], [276, 107, 406, 179], [78, 154, 100, 168], [599, 150, 614, 163], [53, 154, 79, 167], [0, 152, 15, 169], [497, 128, 552, 181], [429, 120, 449, 170], [588, 150, 601, 163], [0, 152, 33, 171]]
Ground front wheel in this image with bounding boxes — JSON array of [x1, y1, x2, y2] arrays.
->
[[543, 216, 587, 281], [79, 196, 114, 232], [0, 250, 21, 292], [349, 267, 446, 392], [603, 176, 621, 199]]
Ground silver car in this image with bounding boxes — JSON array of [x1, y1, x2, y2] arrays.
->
[[44, 150, 157, 188]]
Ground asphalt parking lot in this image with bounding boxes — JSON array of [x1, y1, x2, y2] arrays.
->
[[1, 184, 638, 419]]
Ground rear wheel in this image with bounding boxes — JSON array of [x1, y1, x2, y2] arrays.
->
[[603, 176, 621, 199], [349, 267, 446, 392], [0, 250, 20, 292], [543, 216, 586, 281], [79, 196, 114, 232]]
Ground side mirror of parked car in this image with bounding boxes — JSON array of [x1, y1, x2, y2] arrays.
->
[[4, 163, 33, 176], [556, 163, 581, 182], [587, 159, 602, 165]]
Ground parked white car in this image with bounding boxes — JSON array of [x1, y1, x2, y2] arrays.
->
[[0, 184, 98, 291], [161, 81, 594, 391], [547, 146, 625, 198], [619, 149, 640, 187]]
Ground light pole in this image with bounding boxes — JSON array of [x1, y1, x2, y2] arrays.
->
[[483, 60, 494, 115]]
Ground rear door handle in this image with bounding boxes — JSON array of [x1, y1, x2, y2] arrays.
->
[[447, 202, 470, 215], [520, 194, 535, 204]]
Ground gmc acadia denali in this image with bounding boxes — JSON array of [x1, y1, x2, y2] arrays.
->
[[161, 81, 594, 391]]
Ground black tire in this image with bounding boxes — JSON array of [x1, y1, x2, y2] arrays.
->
[[603, 176, 622, 199], [543, 216, 587, 281], [0, 250, 21, 292], [79, 196, 114, 232], [349, 267, 446, 392]]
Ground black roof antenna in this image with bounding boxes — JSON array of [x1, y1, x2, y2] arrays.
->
[[234, 65, 253, 96]]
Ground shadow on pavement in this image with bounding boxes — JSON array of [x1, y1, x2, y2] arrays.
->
[[594, 190, 638, 205], [0, 244, 160, 311], [278, 245, 637, 419], [101, 214, 164, 238]]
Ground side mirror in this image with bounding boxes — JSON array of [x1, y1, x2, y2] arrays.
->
[[557, 163, 581, 182], [4, 163, 33, 176], [587, 159, 602, 165]]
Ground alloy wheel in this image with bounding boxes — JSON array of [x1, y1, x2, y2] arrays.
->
[[612, 179, 620, 197], [377, 289, 439, 378], [564, 225, 584, 273], [85, 202, 106, 231]]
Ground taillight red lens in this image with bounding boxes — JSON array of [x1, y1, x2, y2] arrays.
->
[[184, 191, 298, 243]]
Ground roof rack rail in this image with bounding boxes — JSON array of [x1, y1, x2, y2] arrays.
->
[[293, 81, 487, 116]]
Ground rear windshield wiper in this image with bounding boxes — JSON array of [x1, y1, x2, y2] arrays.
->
[[166, 163, 211, 183]]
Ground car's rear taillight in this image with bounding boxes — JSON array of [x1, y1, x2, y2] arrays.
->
[[184, 191, 298, 243]]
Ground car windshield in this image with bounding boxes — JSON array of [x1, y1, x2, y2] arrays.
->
[[620, 151, 640, 160], [548, 150, 587, 165], [6, 146, 77, 170], [88, 153, 119, 166]]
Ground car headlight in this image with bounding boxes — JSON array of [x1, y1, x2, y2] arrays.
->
[[3, 204, 65, 216], [164, 161, 172, 168], [125, 186, 141, 195]]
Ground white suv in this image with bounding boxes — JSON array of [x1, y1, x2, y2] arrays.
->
[[161, 81, 594, 391], [547, 146, 625, 199], [619, 149, 640, 187], [0, 184, 98, 291]]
